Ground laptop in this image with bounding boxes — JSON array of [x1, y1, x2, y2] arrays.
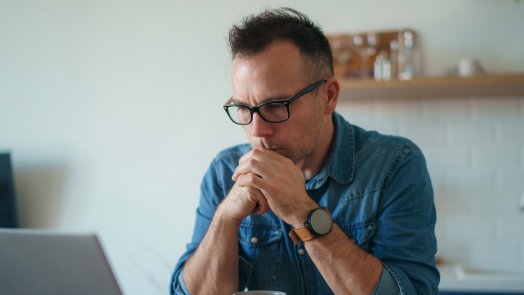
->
[[0, 152, 18, 228], [0, 229, 123, 295]]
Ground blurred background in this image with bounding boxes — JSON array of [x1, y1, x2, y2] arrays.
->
[[1, 0, 523, 294]]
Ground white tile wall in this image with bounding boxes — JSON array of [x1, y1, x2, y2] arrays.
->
[[470, 97, 521, 121], [339, 94, 524, 270], [398, 123, 446, 147], [495, 169, 524, 195], [445, 216, 496, 240], [470, 241, 521, 272], [521, 244, 524, 264], [434, 194, 473, 217], [471, 144, 521, 170], [446, 122, 496, 145], [419, 98, 471, 123], [495, 217, 524, 242], [496, 119, 524, 144], [521, 146, 524, 167]]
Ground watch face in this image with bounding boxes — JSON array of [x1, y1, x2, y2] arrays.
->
[[309, 208, 333, 236]]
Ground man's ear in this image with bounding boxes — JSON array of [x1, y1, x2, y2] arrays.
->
[[324, 78, 339, 114]]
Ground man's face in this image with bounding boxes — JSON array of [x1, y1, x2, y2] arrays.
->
[[231, 41, 329, 164]]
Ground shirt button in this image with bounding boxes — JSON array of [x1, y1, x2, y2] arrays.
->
[[298, 248, 305, 255], [250, 236, 258, 244]]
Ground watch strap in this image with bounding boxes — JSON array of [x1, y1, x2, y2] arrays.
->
[[289, 225, 315, 245]]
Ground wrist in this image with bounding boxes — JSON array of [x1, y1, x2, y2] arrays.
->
[[215, 203, 243, 228], [289, 201, 319, 228]]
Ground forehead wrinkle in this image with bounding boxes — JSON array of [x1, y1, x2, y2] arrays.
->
[[231, 93, 290, 106], [232, 68, 293, 105], [231, 41, 308, 106]]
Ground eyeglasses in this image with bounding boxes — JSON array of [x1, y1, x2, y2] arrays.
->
[[223, 79, 326, 125]]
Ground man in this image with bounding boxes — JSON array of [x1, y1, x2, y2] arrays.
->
[[172, 8, 438, 295]]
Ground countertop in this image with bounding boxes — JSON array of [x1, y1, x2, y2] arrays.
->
[[439, 264, 524, 293]]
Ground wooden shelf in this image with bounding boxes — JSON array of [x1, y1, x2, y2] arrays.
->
[[338, 74, 524, 101]]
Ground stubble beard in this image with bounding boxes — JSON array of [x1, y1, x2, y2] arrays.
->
[[265, 125, 323, 166]]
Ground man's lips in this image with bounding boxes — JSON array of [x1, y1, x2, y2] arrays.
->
[[251, 142, 286, 154], [254, 145, 280, 151]]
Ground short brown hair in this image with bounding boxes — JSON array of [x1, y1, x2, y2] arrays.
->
[[229, 8, 333, 81]]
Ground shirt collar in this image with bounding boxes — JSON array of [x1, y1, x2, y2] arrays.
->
[[305, 112, 355, 190]]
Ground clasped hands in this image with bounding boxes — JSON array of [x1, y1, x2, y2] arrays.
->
[[220, 148, 317, 227]]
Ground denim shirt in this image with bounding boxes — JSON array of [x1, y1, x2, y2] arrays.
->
[[171, 112, 439, 294]]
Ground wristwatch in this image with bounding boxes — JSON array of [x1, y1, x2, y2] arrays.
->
[[289, 207, 334, 244]]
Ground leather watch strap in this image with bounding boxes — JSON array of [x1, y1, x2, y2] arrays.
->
[[289, 226, 315, 245]]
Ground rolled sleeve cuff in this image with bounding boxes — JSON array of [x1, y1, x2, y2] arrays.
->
[[173, 257, 252, 295], [173, 267, 191, 295], [372, 264, 402, 294]]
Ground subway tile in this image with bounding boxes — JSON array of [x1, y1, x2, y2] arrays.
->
[[421, 145, 471, 175], [430, 169, 446, 191], [470, 241, 521, 272], [443, 168, 496, 198], [432, 184, 446, 202], [470, 144, 521, 169], [495, 216, 524, 242], [445, 216, 495, 240], [494, 168, 524, 195], [495, 119, 524, 144], [446, 122, 496, 145], [436, 239, 471, 265], [521, 146, 524, 167], [372, 122, 401, 136], [435, 195, 473, 217], [336, 103, 374, 127], [420, 98, 471, 123], [397, 123, 446, 147], [337, 100, 374, 115], [373, 99, 421, 124], [337, 106, 403, 137], [470, 192, 523, 216], [423, 146, 470, 172], [435, 218, 446, 241], [521, 243, 524, 264], [470, 96, 520, 122]]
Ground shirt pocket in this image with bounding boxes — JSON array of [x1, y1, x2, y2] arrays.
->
[[238, 224, 283, 289], [341, 222, 377, 253]]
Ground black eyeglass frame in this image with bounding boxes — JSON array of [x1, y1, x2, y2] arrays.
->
[[223, 79, 327, 125]]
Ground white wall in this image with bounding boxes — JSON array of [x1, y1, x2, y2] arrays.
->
[[1, 0, 523, 294]]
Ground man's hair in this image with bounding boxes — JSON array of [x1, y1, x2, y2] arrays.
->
[[229, 7, 334, 81]]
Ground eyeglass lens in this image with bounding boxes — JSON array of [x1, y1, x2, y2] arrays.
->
[[226, 102, 289, 124]]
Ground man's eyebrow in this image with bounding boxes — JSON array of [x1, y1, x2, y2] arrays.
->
[[230, 95, 289, 105], [230, 97, 248, 105]]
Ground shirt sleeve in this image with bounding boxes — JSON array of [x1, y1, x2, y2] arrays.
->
[[372, 146, 440, 294], [372, 265, 401, 294], [170, 156, 242, 295], [170, 157, 228, 294], [170, 207, 214, 294], [172, 268, 191, 295]]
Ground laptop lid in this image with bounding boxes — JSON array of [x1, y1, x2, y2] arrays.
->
[[0, 229, 123, 295], [0, 152, 18, 228]]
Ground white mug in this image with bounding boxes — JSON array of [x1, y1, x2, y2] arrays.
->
[[458, 58, 483, 77]]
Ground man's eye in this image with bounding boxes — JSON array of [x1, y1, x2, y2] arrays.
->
[[263, 103, 285, 113], [236, 107, 250, 114]]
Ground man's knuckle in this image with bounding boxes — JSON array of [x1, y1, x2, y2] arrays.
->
[[247, 158, 258, 166]]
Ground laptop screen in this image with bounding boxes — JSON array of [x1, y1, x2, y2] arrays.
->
[[0, 229, 123, 295], [0, 153, 17, 228]]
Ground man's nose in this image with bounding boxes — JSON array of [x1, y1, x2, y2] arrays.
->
[[250, 113, 273, 137]]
